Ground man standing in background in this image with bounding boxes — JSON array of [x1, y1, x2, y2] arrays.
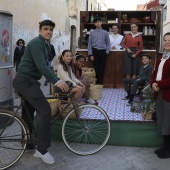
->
[[88, 17, 110, 84]]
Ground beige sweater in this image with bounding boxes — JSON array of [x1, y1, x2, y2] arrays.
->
[[57, 64, 80, 87]]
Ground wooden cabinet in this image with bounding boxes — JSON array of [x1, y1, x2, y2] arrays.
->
[[79, 10, 161, 52]]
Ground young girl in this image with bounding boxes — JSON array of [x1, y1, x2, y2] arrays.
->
[[74, 54, 98, 105], [122, 23, 143, 79], [57, 50, 84, 101]]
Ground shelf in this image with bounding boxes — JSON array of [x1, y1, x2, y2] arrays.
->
[[80, 11, 161, 51], [85, 23, 116, 25], [121, 23, 156, 25], [142, 35, 156, 37]]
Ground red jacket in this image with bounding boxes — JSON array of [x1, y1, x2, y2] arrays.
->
[[151, 55, 170, 102], [122, 33, 143, 56]]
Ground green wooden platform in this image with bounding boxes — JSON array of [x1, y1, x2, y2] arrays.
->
[[51, 120, 163, 147]]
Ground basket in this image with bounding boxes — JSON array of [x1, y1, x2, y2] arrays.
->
[[89, 83, 103, 100], [47, 99, 59, 116], [88, 77, 97, 84], [142, 111, 153, 120], [82, 67, 96, 77], [59, 102, 83, 119]]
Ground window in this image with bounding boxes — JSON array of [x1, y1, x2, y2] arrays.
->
[[163, 4, 167, 21], [86, 0, 88, 11]]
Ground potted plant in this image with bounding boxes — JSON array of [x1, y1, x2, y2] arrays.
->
[[131, 83, 156, 120]]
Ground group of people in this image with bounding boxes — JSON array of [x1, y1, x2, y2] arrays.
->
[[87, 17, 143, 85], [12, 17, 170, 165]]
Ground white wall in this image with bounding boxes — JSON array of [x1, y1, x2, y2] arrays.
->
[[163, 0, 170, 35], [0, 0, 77, 56]]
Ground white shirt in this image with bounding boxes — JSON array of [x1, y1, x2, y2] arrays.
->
[[109, 34, 123, 50], [156, 56, 170, 81]]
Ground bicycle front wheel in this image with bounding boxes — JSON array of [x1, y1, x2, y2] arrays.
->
[[0, 110, 28, 170], [62, 104, 110, 155]]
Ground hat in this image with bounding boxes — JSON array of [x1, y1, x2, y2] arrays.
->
[[140, 54, 152, 59], [93, 17, 102, 23]]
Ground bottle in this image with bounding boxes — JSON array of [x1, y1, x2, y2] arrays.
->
[[90, 13, 94, 23], [153, 28, 155, 35], [144, 26, 147, 35], [103, 13, 107, 23]]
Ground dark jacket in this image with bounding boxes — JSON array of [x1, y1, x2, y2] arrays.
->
[[74, 63, 82, 79], [137, 64, 153, 82], [49, 44, 56, 61], [13, 46, 25, 64], [151, 55, 170, 102], [17, 35, 59, 84]]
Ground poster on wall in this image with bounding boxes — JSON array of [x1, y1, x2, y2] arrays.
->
[[0, 11, 13, 68]]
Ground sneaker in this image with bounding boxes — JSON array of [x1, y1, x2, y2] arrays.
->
[[122, 96, 130, 100], [126, 102, 132, 106], [86, 99, 98, 105], [34, 150, 54, 164]]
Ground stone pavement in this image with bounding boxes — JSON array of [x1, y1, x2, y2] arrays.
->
[[8, 77, 170, 170]]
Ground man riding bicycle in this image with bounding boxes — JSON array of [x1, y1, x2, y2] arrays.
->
[[13, 20, 69, 164]]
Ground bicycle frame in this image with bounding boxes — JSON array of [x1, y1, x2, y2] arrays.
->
[[0, 91, 87, 140], [47, 93, 88, 130]]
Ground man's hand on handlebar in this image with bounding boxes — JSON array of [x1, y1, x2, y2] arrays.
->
[[55, 81, 69, 92]]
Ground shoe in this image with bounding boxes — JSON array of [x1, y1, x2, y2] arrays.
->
[[154, 147, 165, 155], [122, 96, 130, 100], [44, 82, 47, 86], [126, 102, 132, 106], [34, 150, 54, 164], [86, 100, 98, 105], [157, 149, 170, 159]]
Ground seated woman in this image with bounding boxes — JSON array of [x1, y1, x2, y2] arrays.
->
[[74, 54, 98, 105], [57, 49, 85, 101]]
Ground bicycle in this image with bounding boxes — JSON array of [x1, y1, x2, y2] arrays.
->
[[0, 90, 110, 170]]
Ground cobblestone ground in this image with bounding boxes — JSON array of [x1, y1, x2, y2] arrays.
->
[[6, 76, 170, 170], [7, 141, 170, 170]]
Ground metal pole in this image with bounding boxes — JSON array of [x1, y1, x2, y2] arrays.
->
[[160, 5, 164, 52]]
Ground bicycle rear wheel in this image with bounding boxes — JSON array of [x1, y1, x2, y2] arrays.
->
[[0, 110, 28, 170], [62, 104, 110, 155]]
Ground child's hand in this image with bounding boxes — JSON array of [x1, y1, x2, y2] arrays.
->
[[79, 82, 84, 87], [90, 56, 94, 61], [127, 48, 131, 53], [131, 54, 136, 58]]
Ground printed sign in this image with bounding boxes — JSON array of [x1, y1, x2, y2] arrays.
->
[[0, 13, 12, 67]]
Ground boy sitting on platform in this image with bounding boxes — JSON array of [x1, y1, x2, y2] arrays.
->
[[122, 54, 153, 106]]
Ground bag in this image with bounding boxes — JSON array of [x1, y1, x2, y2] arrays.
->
[[58, 100, 83, 119], [142, 111, 156, 120], [82, 67, 97, 84], [89, 83, 103, 100], [82, 67, 96, 77], [47, 99, 59, 116]]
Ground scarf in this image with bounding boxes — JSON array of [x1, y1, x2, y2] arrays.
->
[[162, 51, 170, 59]]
